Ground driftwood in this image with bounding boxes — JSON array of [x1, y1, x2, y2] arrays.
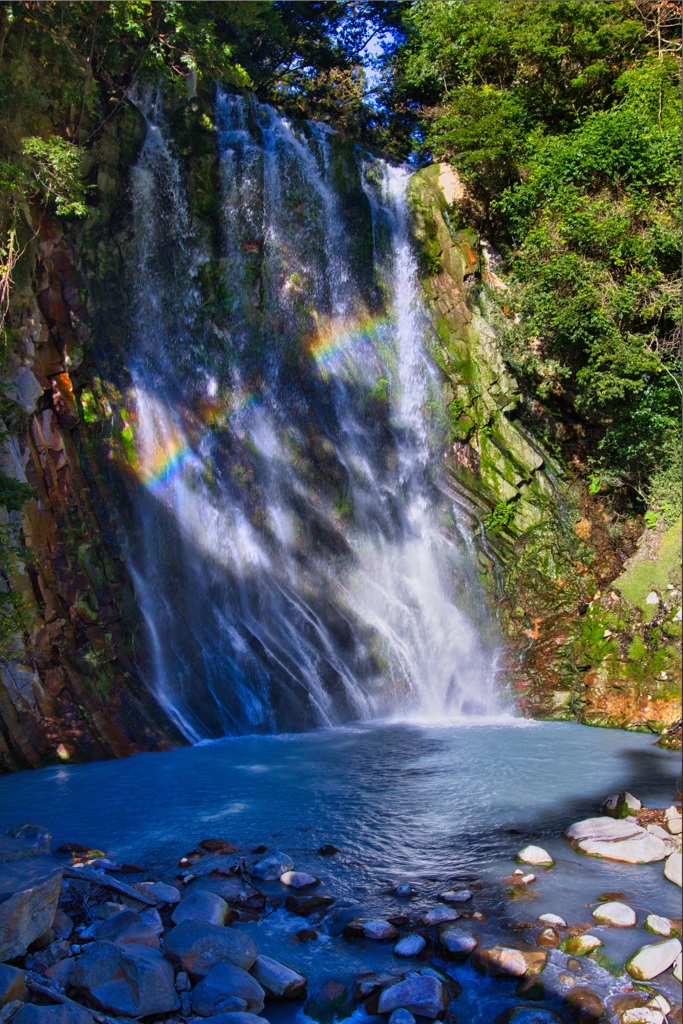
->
[[63, 865, 157, 906]]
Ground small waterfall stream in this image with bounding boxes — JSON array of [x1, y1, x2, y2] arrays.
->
[[124, 90, 502, 739]]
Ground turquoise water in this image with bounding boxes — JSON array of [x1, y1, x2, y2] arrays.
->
[[1, 720, 679, 1021]]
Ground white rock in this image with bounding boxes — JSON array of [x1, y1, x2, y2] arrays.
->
[[516, 845, 554, 866], [393, 934, 426, 958], [626, 938, 682, 980], [645, 913, 672, 936], [674, 953, 682, 981], [565, 817, 668, 863], [562, 934, 602, 955], [520, 874, 536, 884], [674, 606, 682, 621], [621, 1009, 664, 1024], [647, 995, 671, 1014], [664, 851, 682, 886], [279, 871, 318, 889], [646, 591, 660, 605], [591, 901, 636, 927], [538, 914, 566, 927], [421, 906, 461, 926], [664, 806, 682, 836]]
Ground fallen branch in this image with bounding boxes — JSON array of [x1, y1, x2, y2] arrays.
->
[[63, 865, 157, 906]]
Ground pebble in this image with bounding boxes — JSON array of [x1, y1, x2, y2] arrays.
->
[[664, 805, 682, 836], [439, 889, 472, 902]]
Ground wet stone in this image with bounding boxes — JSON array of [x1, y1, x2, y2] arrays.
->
[[377, 975, 448, 1019], [250, 852, 293, 881], [163, 920, 258, 977], [284, 893, 334, 916], [191, 962, 266, 1017], [421, 905, 461, 926], [591, 901, 636, 927], [279, 871, 318, 889], [393, 934, 426, 957], [172, 890, 232, 926], [566, 987, 605, 1022], [439, 926, 478, 959]]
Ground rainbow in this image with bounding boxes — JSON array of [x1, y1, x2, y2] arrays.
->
[[307, 312, 389, 380]]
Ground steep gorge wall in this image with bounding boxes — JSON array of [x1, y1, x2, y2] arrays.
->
[[410, 164, 681, 744]]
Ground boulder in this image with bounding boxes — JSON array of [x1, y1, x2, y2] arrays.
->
[[0, 964, 27, 1007], [645, 914, 672, 936], [473, 946, 547, 977], [172, 890, 232, 926], [626, 938, 682, 980], [561, 934, 602, 956], [25, 938, 71, 972], [393, 934, 426, 957], [250, 852, 293, 880], [601, 793, 641, 819], [439, 926, 478, 959], [71, 940, 179, 1015], [565, 817, 668, 863], [191, 962, 265, 1016], [13, 1006, 94, 1024], [93, 909, 159, 947], [421, 905, 461, 926], [163, 920, 257, 977], [516, 846, 554, 866], [377, 975, 448, 1019], [284, 894, 334, 916], [279, 871, 318, 889], [0, 861, 63, 960], [45, 956, 75, 989], [133, 880, 181, 904], [591, 901, 636, 927], [664, 851, 681, 886], [251, 954, 306, 998], [52, 910, 74, 939]]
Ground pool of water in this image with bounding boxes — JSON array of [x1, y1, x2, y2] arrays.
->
[[1, 720, 680, 1020]]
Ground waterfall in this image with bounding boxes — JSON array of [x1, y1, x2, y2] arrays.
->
[[124, 90, 503, 739]]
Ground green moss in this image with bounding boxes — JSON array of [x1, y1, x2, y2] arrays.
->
[[616, 519, 682, 620]]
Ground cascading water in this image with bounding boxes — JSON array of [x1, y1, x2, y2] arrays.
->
[[123, 89, 503, 739]]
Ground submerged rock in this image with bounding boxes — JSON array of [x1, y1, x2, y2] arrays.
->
[[565, 817, 668, 863], [393, 934, 426, 957], [377, 975, 448, 1019], [389, 1010, 416, 1024], [191, 962, 266, 1016], [626, 937, 682, 980], [591, 901, 636, 927], [205, 1015, 268, 1024], [566, 987, 605, 1020], [394, 883, 416, 896], [284, 893, 334, 916], [439, 889, 472, 902], [71, 939, 179, 1016], [495, 1009, 565, 1024], [516, 845, 554, 866], [0, 860, 62, 961], [0, 825, 51, 863], [250, 852, 293, 880], [252, 954, 306, 998], [537, 928, 560, 948], [163, 920, 257, 977]]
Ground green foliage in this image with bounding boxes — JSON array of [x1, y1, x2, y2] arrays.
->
[[0, 470, 34, 512], [484, 498, 517, 533], [22, 136, 89, 216]]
